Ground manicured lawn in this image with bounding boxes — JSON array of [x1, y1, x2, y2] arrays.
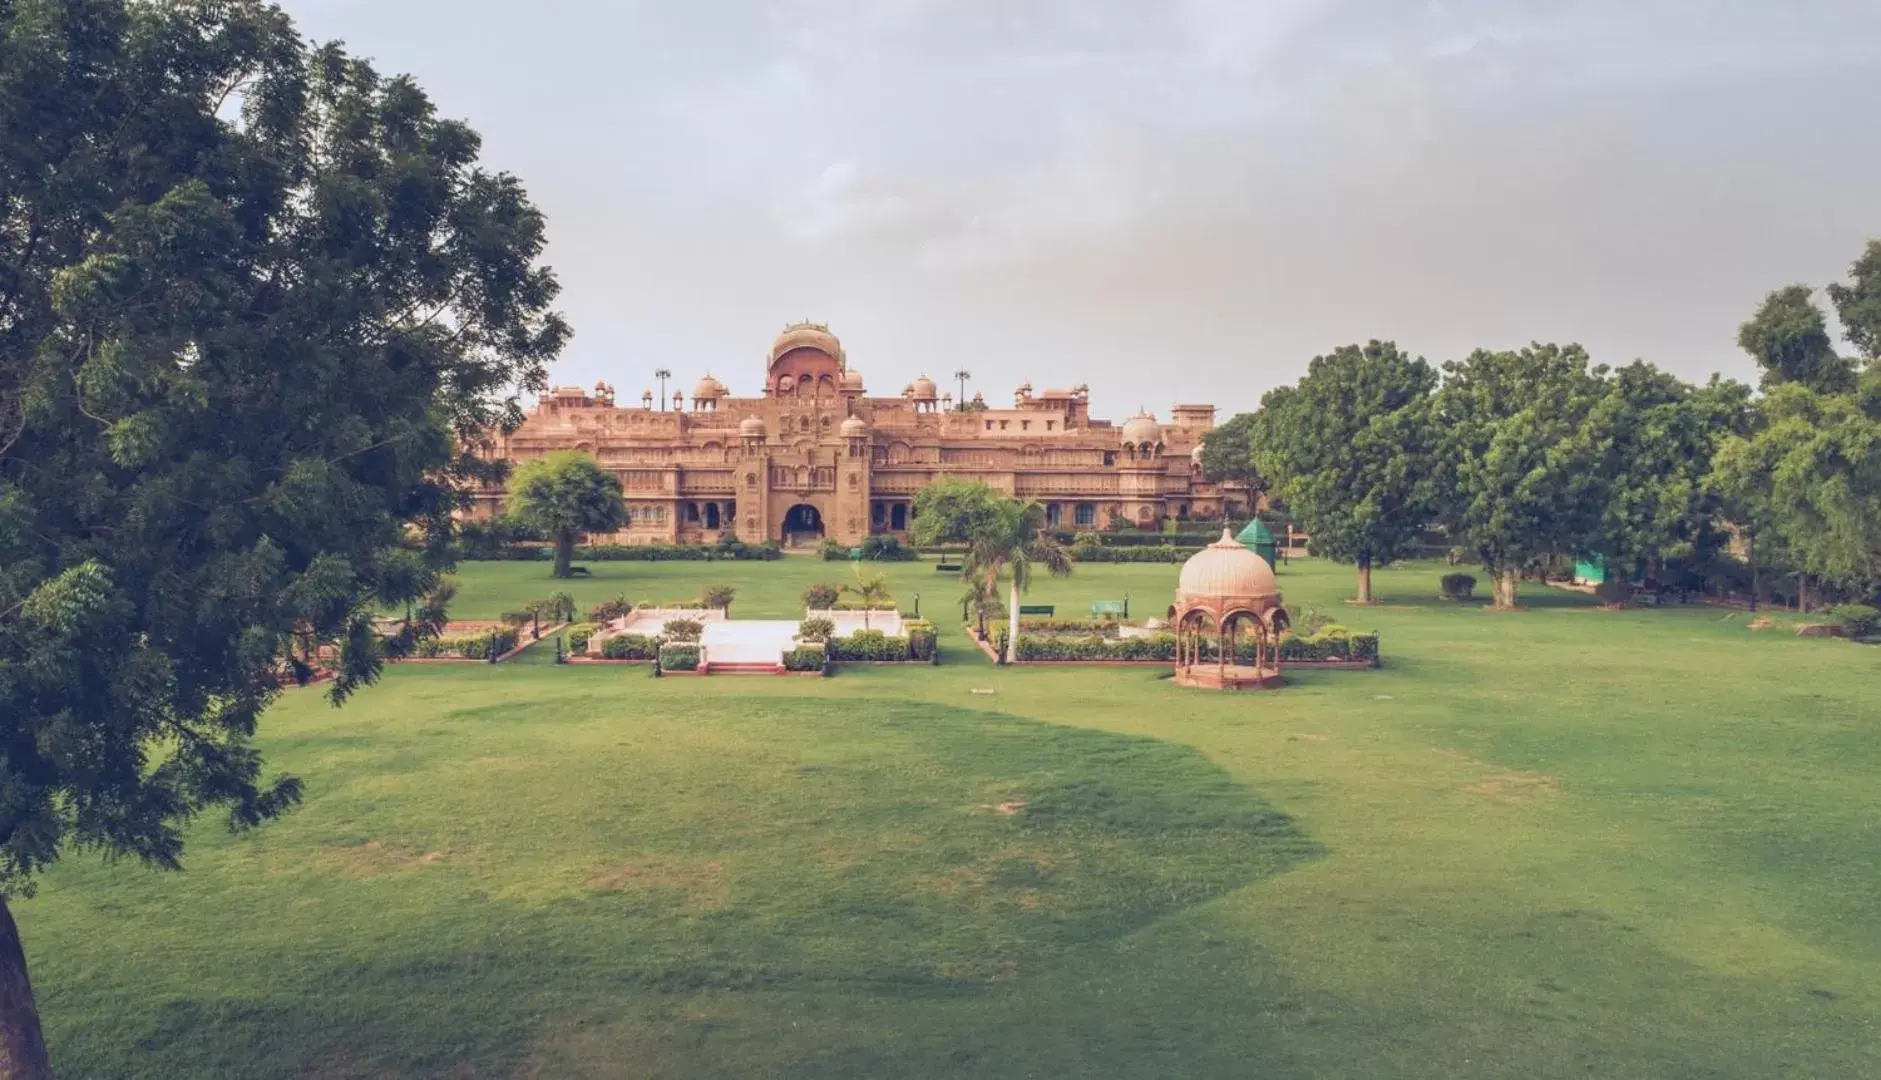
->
[[19, 557, 1881, 1077]]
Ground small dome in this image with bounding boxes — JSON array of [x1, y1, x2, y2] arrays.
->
[[692, 375, 725, 400], [840, 369, 864, 390], [1121, 411, 1162, 445], [1178, 529, 1279, 599], [739, 416, 766, 438], [770, 322, 842, 364], [839, 415, 870, 438], [911, 374, 937, 399]]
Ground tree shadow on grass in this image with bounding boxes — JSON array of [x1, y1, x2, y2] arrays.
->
[[35, 702, 1321, 1079]]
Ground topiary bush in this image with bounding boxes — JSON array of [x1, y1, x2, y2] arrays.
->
[[797, 617, 835, 643], [566, 622, 598, 652], [599, 633, 661, 660], [1439, 573, 1477, 601], [662, 618, 704, 642], [905, 619, 937, 662], [659, 643, 701, 671], [802, 582, 840, 610], [829, 629, 911, 661], [1830, 603, 1880, 639], [783, 645, 827, 672]]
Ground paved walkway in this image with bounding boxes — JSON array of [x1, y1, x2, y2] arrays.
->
[[700, 620, 799, 665]]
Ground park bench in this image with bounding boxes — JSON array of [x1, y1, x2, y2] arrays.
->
[[1091, 599, 1129, 619], [567, 566, 591, 577], [1018, 605, 1055, 618], [936, 562, 963, 573]]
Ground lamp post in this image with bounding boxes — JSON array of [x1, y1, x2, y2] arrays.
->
[[953, 369, 971, 407], [655, 368, 671, 411]]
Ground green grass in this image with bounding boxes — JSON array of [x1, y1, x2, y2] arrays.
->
[[19, 556, 1881, 1077]]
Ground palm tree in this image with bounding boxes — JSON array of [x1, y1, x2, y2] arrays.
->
[[840, 568, 893, 629], [967, 500, 1074, 664]]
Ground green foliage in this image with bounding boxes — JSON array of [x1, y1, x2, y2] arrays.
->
[[802, 582, 840, 610], [565, 623, 598, 653], [819, 539, 850, 561], [1829, 604, 1880, 639], [454, 515, 544, 559], [578, 541, 781, 561], [599, 634, 661, 661], [508, 453, 626, 578], [0, 0, 564, 938], [412, 629, 520, 660], [1827, 239, 1881, 364], [840, 569, 895, 624], [662, 619, 705, 643], [702, 584, 736, 611], [828, 630, 912, 662], [658, 643, 701, 672], [859, 535, 919, 561], [1439, 573, 1477, 601], [1069, 541, 1194, 563], [797, 617, 835, 643], [910, 478, 1012, 548], [1248, 341, 1438, 599], [545, 592, 577, 623], [1198, 411, 1266, 493], [1737, 285, 1857, 394], [782, 645, 828, 672], [499, 609, 536, 629], [585, 595, 634, 624], [905, 619, 938, 662], [1594, 579, 1631, 605]]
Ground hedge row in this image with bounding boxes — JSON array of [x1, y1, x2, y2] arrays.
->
[[1068, 543, 1204, 563], [466, 541, 783, 562], [783, 646, 828, 673], [828, 629, 914, 662], [566, 622, 599, 652], [598, 633, 662, 660], [819, 536, 920, 561], [413, 628, 520, 659], [993, 628, 1380, 664], [660, 644, 701, 672]]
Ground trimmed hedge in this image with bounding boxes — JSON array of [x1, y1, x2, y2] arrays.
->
[[413, 628, 519, 659], [663, 618, 704, 642], [994, 627, 1381, 664], [829, 629, 912, 662], [566, 622, 598, 652], [783, 646, 828, 673], [599, 633, 661, 660], [1069, 543, 1202, 563], [660, 643, 701, 671], [579, 541, 782, 561], [905, 619, 937, 662], [1439, 573, 1476, 601]]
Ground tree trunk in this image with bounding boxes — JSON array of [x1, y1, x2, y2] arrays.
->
[[1746, 528, 1758, 613], [0, 896, 51, 1080], [1490, 569, 1520, 610], [552, 532, 575, 579], [1005, 576, 1021, 665], [1355, 557, 1374, 605]]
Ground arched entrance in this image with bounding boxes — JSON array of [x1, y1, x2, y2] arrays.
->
[[782, 503, 825, 547]]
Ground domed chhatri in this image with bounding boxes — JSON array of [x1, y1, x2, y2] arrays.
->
[[840, 368, 865, 391], [769, 321, 844, 366], [739, 415, 766, 439], [910, 374, 938, 399], [1173, 528, 1287, 691], [1121, 410, 1162, 447], [839, 414, 870, 438], [691, 374, 727, 405]]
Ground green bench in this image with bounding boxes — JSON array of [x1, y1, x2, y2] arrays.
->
[[1018, 605, 1055, 618], [1091, 599, 1128, 619]]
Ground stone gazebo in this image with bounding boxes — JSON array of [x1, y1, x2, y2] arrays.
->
[[1173, 529, 1289, 690]]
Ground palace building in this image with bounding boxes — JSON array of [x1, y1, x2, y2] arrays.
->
[[468, 323, 1252, 547]]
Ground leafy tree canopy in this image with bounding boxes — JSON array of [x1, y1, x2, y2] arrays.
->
[[1737, 285, 1856, 394], [1248, 341, 1437, 601], [909, 476, 1010, 548], [0, 0, 565, 1065], [506, 451, 624, 578], [1826, 238, 1881, 365], [1198, 410, 1266, 494]]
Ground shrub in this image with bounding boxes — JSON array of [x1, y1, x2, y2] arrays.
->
[[797, 617, 835, 643], [1439, 573, 1477, 601], [819, 540, 849, 561], [702, 584, 736, 611], [586, 595, 634, 624], [546, 592, 577, 622], [783, 645, 828, 672], [574, 542, 781, 561], [829, 629, 912, 662], [600, 633, 661, 660], [859, 535, 919, 561], [566, 622, 598, 652], [1068, 543, 1196, 564], [905, 619, 937, 661], [499, 609, 535, 629], [663, 618, 704, 642], [802, 582, 840, 610], [412, 629, 519, 659], [659, 643, 701, 671], [1287, 605, 1332, 636], [1830, 603, 1881, 639], [1594, 579, 1630, 606]]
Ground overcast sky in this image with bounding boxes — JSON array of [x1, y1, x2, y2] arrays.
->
[[281, 0, 1880, 416]]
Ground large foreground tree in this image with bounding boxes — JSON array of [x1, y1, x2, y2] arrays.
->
[[0, 2, 565, 1072], [506, 451, 624, 578], [1248, 341, 1437, 604]]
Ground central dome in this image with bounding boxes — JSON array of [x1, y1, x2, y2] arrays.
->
[[1177, 529, 1278, 599], [1121, 411, 1161, 445], [911, 374, 937, 399], [769, 322, 843, 366]]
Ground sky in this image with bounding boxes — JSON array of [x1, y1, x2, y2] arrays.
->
[[281, 0, 1881, 417]]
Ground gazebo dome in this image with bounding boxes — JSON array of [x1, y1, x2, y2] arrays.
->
[[840, 368, 864, 390], [1121, 411, 1162, 445], [911, 374, 938, 399], [1178, 529, 1278, 599], [739, 416, 766, 438], [839, 414, 870, 438]]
